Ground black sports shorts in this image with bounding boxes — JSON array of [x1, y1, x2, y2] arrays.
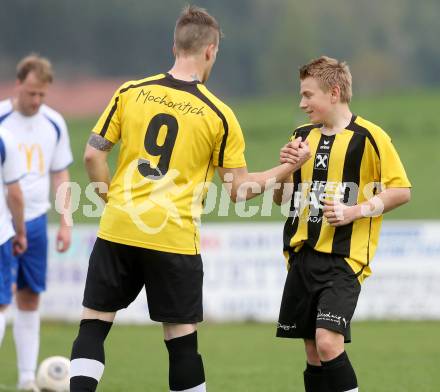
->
[[82, 237, 203, 324], [276, 245, 361, 343]]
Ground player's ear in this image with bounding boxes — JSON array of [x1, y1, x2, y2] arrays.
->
[[172, 44, 177, 57], [330, 85, 341, 103], [205, 44, 215, 62]]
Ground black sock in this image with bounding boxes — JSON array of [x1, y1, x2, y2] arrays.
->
[[70, 319, 113, 392], [321, 351, 357, 392], [165, 331, 205, 391], [304, 362, 328, 392]]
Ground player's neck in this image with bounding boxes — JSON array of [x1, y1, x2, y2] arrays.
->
[[321, 105, 352, 135], [12, 97, 37, 118], [168, 58, 204, 83]]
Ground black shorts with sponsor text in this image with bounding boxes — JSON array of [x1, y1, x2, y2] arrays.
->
[[82, 237, 203, 324], [276, 245, 361, 343]]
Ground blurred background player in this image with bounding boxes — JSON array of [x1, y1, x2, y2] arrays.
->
[[274, 56, 411, 392], [69, 5, 310, 392], [0, 54, 73, 391], [0, 125, 27, 347]]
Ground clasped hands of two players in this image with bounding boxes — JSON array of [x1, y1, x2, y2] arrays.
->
[[279, 137, 358, 227]]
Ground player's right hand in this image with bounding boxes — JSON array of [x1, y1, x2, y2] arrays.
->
[[12, 233, 27, 255]]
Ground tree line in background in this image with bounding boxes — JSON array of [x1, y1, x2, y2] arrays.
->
[[1, 0, 438, 97]]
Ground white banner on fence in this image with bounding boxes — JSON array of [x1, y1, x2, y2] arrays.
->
[[38, 221, 440, 323]]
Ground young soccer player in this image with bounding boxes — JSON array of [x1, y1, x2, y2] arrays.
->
[[0, 54, 73, 391], [274, 56, 411, 392], [69, 5, 310, 392]]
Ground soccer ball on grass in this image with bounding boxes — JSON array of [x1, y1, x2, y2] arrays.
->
[[36, 356, 70, 392]]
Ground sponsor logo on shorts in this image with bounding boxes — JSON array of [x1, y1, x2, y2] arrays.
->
[[317, 309, 348, 328], [277, 322, 297, 331]]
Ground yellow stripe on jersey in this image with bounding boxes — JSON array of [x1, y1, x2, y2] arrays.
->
[[92, 73, 246, 255], [283, 115, 411, 282], [314, 130, 352, 253]]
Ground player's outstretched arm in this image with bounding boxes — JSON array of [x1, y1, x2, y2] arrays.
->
[[217, 165, 292, 203], [217, 139, 310, 203], [6, 181, 27, 255], [84, 134, 114, 202], [323, 187, 411, 227], [273, 138, 310, 205], [272, 175, 293, 206]]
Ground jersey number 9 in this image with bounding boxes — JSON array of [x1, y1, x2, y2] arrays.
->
[[138, 113, 178, 179]]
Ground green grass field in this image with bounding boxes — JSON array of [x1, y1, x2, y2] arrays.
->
[[0, 321, 439, 391], [56, 89, 440, 225]]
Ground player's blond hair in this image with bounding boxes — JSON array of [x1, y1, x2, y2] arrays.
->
[[300, 56, 352, 103], [174, 5, 222, 55], [16, 54, 53, 83]]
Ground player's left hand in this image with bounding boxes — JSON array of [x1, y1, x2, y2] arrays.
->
[[12, 233, 27, 256], [280, 137, 302, 164], [323, 199, 359, 226], [56, 225, 71, 252]]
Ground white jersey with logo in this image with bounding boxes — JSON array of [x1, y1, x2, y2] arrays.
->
[[0, 99, 73, 221], [0, 126, 25, 245]]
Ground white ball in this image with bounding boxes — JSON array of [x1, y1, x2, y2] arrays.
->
[[36, 356, 70, 392]]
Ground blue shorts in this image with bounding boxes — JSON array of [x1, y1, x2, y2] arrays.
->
[[0, 238, 13, 305], [12, 214, 48, 294]]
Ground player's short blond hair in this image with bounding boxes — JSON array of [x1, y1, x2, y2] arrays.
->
[[300, 56, 352, 103], [174, 5, 222, 55], [16, 54, 53, 83]]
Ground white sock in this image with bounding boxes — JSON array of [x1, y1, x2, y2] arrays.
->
[[0, 312, 5, 347], [171, 383, 206, 392], [13, 310, 40, 384]]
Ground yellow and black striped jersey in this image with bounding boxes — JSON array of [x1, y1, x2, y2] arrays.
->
[[283, 115, 411, 282], [93, 73, 246, 254]]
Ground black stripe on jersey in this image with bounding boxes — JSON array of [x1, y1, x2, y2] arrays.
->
[[368, 135, 379, 159], [351, 115, 380, 159], [100, 97, 119, 137], [99, 74, 231, 166], [331, 121, 368, 256], [296, 123, 322, 134], [99, 76, 172, 137], [201, 156, 213, 208], [283, 126, 315, 251], [306, 134, 336, 249]]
